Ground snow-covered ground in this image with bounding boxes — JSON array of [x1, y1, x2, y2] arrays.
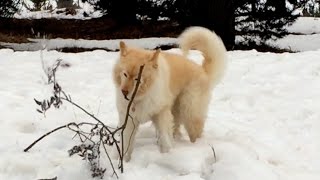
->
[[234, 16, 320, 51], [268, 17, 320, 51], [14, 0, 102, 19], [286, 17, 320, 34], [0, 38, 178, 52], [235, 16, 320, 52], [270, 33, 320, 52], [14, 7, 102, 20], [1, 9, 320, 180], [0, 46, 320, 180]]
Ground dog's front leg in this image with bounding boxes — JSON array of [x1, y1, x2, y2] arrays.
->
[[120, 117, 139, 162], [153, 108, 174, 153]]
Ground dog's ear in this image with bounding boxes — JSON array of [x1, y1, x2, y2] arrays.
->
[[119, 41, 128, 56], [149, 49, 160, 69]]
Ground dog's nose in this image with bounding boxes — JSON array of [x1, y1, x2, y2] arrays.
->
[[121, 89, 129, 96]]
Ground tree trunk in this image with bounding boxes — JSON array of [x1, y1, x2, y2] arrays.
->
[[171, 0, 235, 49], [267, 0, 287, 15], [56, 0, 74, 8], [200, 0, 235, 50], [110, 0, 137, 25]]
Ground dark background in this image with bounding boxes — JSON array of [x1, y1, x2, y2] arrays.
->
[[0, 0, 318, 52]]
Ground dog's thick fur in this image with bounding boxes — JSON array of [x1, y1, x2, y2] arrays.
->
[[113, 26, 227, 161]]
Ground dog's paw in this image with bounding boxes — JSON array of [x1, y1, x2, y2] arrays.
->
[[159, 144, 171, 153], [173, 129, 182, 140], [124, 154, 132, 162], [158, 136, 173, 153]]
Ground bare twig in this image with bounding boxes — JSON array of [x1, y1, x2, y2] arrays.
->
[[28, 58, 145, 177], [210, 145, 217, 163], [38, 177, 57, 180], [101, 136, 118, 179], [24, 122, 77, 152]]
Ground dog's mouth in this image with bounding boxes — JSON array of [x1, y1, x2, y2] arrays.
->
[[123, 94, 130, 101], [122, 91, 133, 101], [122, 91, 143, 101]]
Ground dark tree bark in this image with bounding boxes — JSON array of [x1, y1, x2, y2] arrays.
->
[[266, 0, 287, 15], [175, 0, 235, 49], [56, 0, 74, 8], [82, 0, 138, 25], [109, 0, 138, 25], [190, 0, 235, 50], [208, 0, 235, 50]]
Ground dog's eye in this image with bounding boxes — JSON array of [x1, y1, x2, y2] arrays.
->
[[123, 73, 128, 78]]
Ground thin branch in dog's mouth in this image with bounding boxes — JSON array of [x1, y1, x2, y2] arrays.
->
[[124, 95, 129, 101], [123, 78, 141, 101]]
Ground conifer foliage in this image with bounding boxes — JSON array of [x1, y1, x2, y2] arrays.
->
[[0, 0, 20, 18], [235, 0, 298, 44]]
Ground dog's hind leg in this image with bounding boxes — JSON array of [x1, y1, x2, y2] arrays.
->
[[184, 117, 205, 142], [179, 87, 210, 143], [172, 102, 183, 139]]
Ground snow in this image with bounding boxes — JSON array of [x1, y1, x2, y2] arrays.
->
[[266, 17, 320, 52], [14, 0, 102, 19], [270, 33, 320, 52], [0, 38, 178, 51], [235, 17, 320, 52], [0, 47, 320, 180], [286, 17, 320, 34], [267, 17, 320, 52], [2, 9, 320, 180], [14, 8, 102, 20]]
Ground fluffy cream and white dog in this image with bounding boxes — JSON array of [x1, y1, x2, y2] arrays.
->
[[113, 26, 227, 161]]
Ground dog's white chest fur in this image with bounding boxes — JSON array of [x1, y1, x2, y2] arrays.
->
[[117, 56, 172, 123]]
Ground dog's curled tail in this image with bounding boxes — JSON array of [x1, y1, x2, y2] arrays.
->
[[179, 26, 227, 87]]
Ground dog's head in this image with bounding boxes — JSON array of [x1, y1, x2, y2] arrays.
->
[[113, 41, 160, 100]]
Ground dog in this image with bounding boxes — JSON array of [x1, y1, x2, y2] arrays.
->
[[113, 26, 227, 161]]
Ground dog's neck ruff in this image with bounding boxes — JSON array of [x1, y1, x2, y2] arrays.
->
[[131, 55, 173, 122]]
